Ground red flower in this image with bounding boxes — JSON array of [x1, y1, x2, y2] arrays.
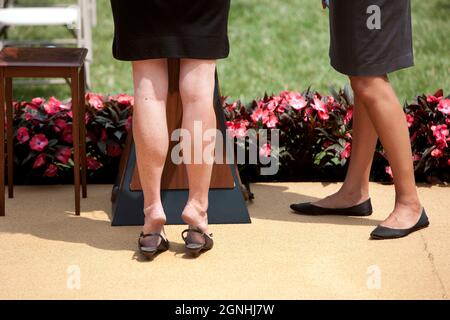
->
[[431, 148, 444, 158], [32, 97, 44, 106], [86, 92, 104, 110], [115, 93, 134, 106], [87, 157, 102, 170], [44, 96, 63, 115], [106, 142, 122, 157], [62, 126, 73, 144], [32, 153, 46, 169], [284, 91, 307, 111], [438, 99, 450, 115], [344, 107, 354, 125], [426, 89, 443, 104], [29, 134, 49, 152], [250, 107, 268, 123], [55, 147, 72, 164], [53, 118, 68, 133], [259, 143, 271, 157], [226, 120, 249, 138], [43, 164, 58, 177], [265, 113, 279, 128], [16, 127, 30, 144], [406, 114, 415, 128], [312, 97, 329, 121], [431, 124, 449, 149], [340, 142, 351, 160]]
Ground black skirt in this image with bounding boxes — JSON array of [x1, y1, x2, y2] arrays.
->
[[110, 0, 230, 61], [329, 0, 414, 76]]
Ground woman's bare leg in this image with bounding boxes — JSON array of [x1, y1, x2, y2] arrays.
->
[[313, 94, 378, 208], [178, 59, 217, 242], [132, 59, 169, 244], [350, 76, 422, 228]]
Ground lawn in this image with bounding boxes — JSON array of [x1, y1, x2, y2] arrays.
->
[[7, 0, 450, 103]]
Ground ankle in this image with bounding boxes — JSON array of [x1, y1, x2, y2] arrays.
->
[[143, 203, 165, 217], [394, 196, 422, 212], [337, 188, 369, 203], [186, 199, 208, 213]]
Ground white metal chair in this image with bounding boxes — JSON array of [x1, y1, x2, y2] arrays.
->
[[0, 0, 96, 86]]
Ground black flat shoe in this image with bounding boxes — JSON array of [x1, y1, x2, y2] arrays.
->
[[370, 209, 430, 240], [181, 227, 214, 257], [290, 198, 373, 216], [138, 232, 169, 259]]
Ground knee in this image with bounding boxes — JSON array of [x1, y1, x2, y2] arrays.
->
[[179, 82, 211, 106], [350, 76, 376, 101]]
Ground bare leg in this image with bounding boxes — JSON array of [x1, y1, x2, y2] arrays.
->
[[132, 59, 169, 245], [179, 59, 217, 243], [314, 95, 378, 208], [350, 76, 422, 228]]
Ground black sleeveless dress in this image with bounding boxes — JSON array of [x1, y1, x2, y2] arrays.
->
[[329, 0, 414, 76], [110, 0, 231, 61]]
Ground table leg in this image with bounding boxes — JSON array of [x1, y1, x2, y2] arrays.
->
[[0, 70, 5, 216], [80, 65, 87, 198], [71, 68, 81, 216], [5, 78, 13, 199]]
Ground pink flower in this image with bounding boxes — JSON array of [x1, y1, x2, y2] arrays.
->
[[55, 147, 72, 164], [259, 143, 271, 157], [303, 108, 313, 122], [426, 95, 443, 104], [44, 96, 63, 115], [86, 92, 104, 110], [107, 142, 122, 157], [438, 99, 450, 115], [29, 134, 48, 152], [340, 142, 351, 160], [265, 113, 279, 128], [344, 107, 354, 125], [16, 127, 30, 144], [413, 154, 422, 162], [32, 153, 46, 169], [431, 148, 444, 158], [116, 93, 134, 106], [406, 114, 414, 128], [431, 124, 449, 149], [32, 97, 44, 106], [251, 107, 268, 123], [288, 93, 307, 111], [87, 157, 102, 170], [312, 97, 329, 121], [53, 118, 68, 133], [43, 164, 58, 177], [226, 120, 249, 138], [385, 166, 394, 179], [62, 127, 73, 144], [266, 96, 281, 112]]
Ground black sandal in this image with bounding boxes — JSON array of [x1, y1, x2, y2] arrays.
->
[[181, 227, 214, 257], [138, 232, 169, 259]]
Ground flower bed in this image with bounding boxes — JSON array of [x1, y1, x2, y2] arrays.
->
[[11, 89, 449, 185], [223, 88, 450, 184]]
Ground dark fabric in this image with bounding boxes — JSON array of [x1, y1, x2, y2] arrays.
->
[[110, 0, 230, 61], [329, 0, 414, 76]]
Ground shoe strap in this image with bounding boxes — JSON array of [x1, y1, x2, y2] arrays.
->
[[181, 227, 213, 242], [140, 232, 167, 242]]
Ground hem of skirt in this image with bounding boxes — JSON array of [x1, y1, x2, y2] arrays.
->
[[330, 53, 414, 76], [112, 35, 230, 61]]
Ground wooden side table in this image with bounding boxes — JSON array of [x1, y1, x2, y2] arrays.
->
[[0, 47, 88, 216]]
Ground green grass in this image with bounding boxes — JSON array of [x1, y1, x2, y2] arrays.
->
[[8, 0, 450, 103]]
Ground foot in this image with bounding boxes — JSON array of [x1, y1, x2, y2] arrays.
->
[[379, 201, 423, 229], [312, 190, 369, 209], [181, 201, 209, 245], [140, 203, 167, 248]]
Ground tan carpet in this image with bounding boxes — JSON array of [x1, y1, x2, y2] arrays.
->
[[0, 183, 448, 300]]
